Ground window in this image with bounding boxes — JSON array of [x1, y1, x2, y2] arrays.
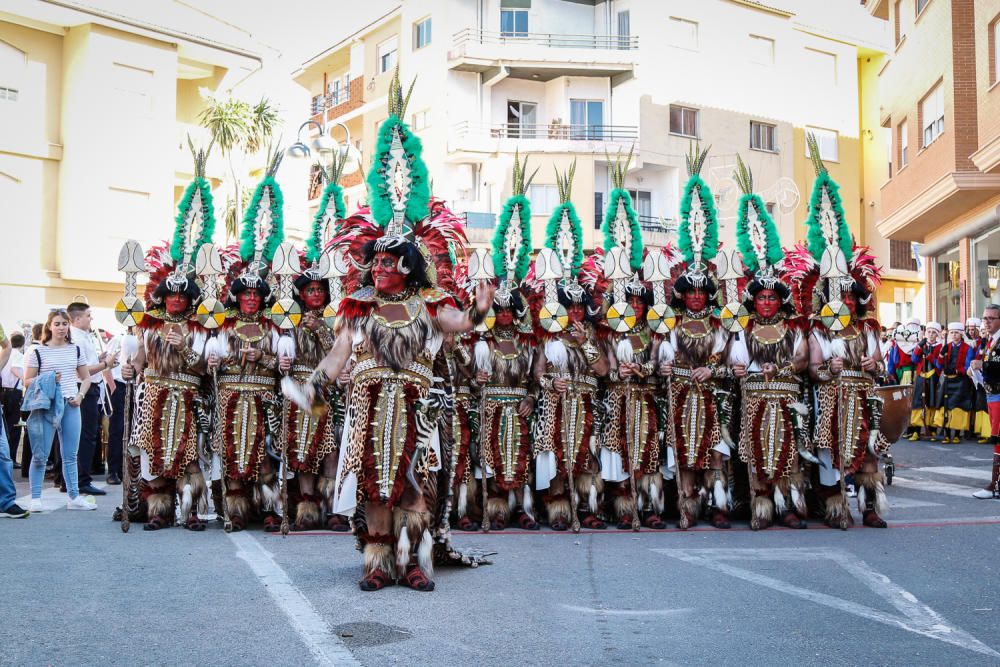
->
[[748, 35, 774, 65], [898, 119, 909, 168], [669, 105, 699, 138], [668, 17, 698, 51], [528, 184, 559, 213], [570, 99, 604, 140], [0, 86, 17, 102], [750, 121, 776, 152], [327, 74, 349, 106], [884, 126, 893, 178], [377, 37, 398, 74], [916, 0, 930, 14], [805, 126, 839, 162], [617, 11, 630, 50], [991, 17, 1000, 84], [804, 48, 837, 84], [413, 17, 432, 49], [934, 246, 961, 327], [894, 0, 910, 44], [627, 190, 653, 222], [501, 9, 529, 37], [506, 100, 537, 138], [890, 239, 918, 271], [921, 83, 944, 147], [412, 109, 429, 131]]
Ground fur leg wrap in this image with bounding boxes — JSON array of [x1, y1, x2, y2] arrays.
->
[[258, 470, 280, 514], [787, 471, 807, 517], [147, 491, 175, 522], [854, 471, 888, 516], [678, 493, 700, 521], [486, 496, 510, 526], [226, 491, 251, 522], [638, 473, 664, 515], [393, 509, 433, 578], [705, 468, 729, 511], [178, 470, 207, 519], [363, 542, 395, 580], [752, 495, 775, 525], [317, 475, 337, 512], [546, 495, 572, 525], [521, 484, 535, 520], [824, 493, 847, 522], [613, 485, 637, 521], [575, 474, 603, 514], [294, 499, 322, 529]]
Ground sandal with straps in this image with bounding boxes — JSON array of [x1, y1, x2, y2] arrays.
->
[[263, 514, 282, 533], [143, 515, 171, 531], [549, 519, 568, 531], [325, 514, 350, 532], [455, 515, 480, 532], [643, 513, 667, 530], [400, 563, 435, 592], [862, 509, 887, 528], [516, 512, 540, 530], [184, 513, 207, 532], [580, 514, 607, 530], [358, 568, 394, 592]]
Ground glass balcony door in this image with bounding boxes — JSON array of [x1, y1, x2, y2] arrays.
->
[[571, 100, 604, 140]]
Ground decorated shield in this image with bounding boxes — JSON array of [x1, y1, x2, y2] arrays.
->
[[718, 301, 750, 332], [539, 301, 569, 333], [820, 299, 852, 332], [114, 296, 145, 327], [196, 297, 226, 329]]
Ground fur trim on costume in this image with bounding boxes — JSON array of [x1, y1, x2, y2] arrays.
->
[[393, 508, 432, 576], [474, 340, 492, 374], [258, 471, 280, 513], [226, 492, 251, 522], [417, 528, 434, 578], [546, 496, 572, 525], [295, 499, 322, 528], [318, 475, 336, 511], [678, 494, 700, 521], [522, 483, 535, 519], [457, 481, 469, 518], [575, 474, 603, 514], [773, 485, 787, 515], [613, 492, 636, 521], [787, 471, 807, 516], [487, 497, 510, 525], [823, 493, 847, 522], [363, 543, 395, 578], [178, 470, 207, 520], [854, 471, 888, 516], [147, 492, 174, 521], [707, 470, 729, 511], [639, 473, 664, 514], [752, 495, 774, 525]]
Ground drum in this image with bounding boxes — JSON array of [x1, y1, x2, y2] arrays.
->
[[876, 384, 914, 443]]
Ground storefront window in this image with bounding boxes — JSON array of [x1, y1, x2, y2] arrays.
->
[[934, 246, 961, 326], [972, 226, 1000, 315]]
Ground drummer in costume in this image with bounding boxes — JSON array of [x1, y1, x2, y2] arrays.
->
[[276, 157, 349, 531], [207, 150, 285, 532], [908, 321, 942, 440], [121, 142, 215, 531], [471, 153, 539, 531], [934, 322, 976, 444], [284, 70, 494, 591], [659, 145, 733, 530], [727, 156, 811, 530], [596, 148, 666, 530], [528, 161, 610, 532], [799, 134, 889, 529]]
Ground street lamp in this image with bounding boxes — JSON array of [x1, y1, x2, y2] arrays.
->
[[286, 120, 362, 175]]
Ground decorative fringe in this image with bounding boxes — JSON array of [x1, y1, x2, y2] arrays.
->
[[854, 471, 888, 515], [147, 492, 174, 521], [522, 483, 534, 519], [474, 340, 492, 375], [363, 543, 395, 579], [752, 495, 774, 524], [487, 497, 510, 525]]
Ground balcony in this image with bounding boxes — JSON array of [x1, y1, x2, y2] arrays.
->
[[450, 121, 638, 156], [308, 77, 364, 125], [461, 211, 498, 245], [593, 213, 676, 242], [448, 28, 638, 82]]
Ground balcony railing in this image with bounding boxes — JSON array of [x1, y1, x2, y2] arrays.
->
[[463, 211, 498, 229], [453, 28, 638, 51], [454, 121, 638, 142], [594, 212, 676, 233], [310, 88, 352, 116]]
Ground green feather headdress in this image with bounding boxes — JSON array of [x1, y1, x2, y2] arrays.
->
[[544, 160, 583, 279], [678, 143, 719, 268], [306, 152, 349, 265], [492, 149, 537, 285], [804, 132, 852, 265], [239, 146, 285, 276], [366, 67, 428, 244], [602, 145, 643, 272], [171, 136, 217, 274], [733, 154, 783, 275]]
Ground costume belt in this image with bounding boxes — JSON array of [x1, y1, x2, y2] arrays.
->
[[143, 370, 201, 390], [352, 357, 434, 387], [606, 379, 657, 390], [837, 369, 873, 386], [456, 385, 473, 396], [217, 372, 277, 390], [483, 386, 528, 399], [565, 376, 599, 392], [290, 364, 315, 379], [742, 378, 800, 395]]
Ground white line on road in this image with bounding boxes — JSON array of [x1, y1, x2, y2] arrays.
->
[[915, 466, 993, 481], [961, 455, 994, 462], [653, 548, 1000, 659], [561, 604, 693, 616], [229, 532, 359, 667], [892, 476, 983, 498]]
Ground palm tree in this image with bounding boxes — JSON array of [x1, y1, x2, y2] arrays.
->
[[199, 96, 281, 239]]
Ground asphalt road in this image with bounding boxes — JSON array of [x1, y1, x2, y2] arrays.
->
[[3, 438, 999, 667]]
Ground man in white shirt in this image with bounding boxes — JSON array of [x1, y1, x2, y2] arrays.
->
[[67, 302, 117, 495], [1, 333, 25, 473]]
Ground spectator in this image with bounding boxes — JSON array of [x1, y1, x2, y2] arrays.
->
[[23, 309, 96, 511], [1, 333, 25, 469], [66, 301, 115, 496], [103, 331, 128, 485], [20, 324, 43, 479], [0, 325, 29, 518]]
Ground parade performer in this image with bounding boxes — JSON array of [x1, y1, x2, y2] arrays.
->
[[122, 142, 214, 531], [934, 322, 975, 443], [529, 161, 610, 532], [972, 321, 992, 443], [596, 148, 666, 530], [277, 157, 348, 531], [909, 321, 942, 440], [447, 330, 480, 531], [284, 71, 493, 591], [659, 145, 732, 530], [972, 305, 1000, 499], [725, 157, 810, 530], [207, 150, 285, 532], [472, 153, 539, 531], [886, 320, 920, 386], [800, 134, 888, 529]]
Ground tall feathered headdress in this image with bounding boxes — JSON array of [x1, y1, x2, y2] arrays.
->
[[804, 132, 853, 270], [545, 159, 584, 281], [492, 150, 536, 307], [601, 145, 643, 273], [148, 137, 216, 307], [676, 143, 719, 291], [307, 151, 349, 266], [228, 146, 285, 299], [733, 154, 784, 293], [365, 66, 427, 249]]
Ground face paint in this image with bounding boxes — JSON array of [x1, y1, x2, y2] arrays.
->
[[567, 304, 585, 323], [238, 289, 262, 316], [495, 308, 514, 327], [301, 281, 328, 311], [753, 289, 780, 319], [372, 251, 407, 295], [165, 293, 190, 316], [842, 291, 858, 316], [627, 294, 646, 320], [683, 288, 707, 313]]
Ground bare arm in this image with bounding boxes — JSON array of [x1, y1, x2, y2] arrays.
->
[[0, 336, 10, 369], [315, 326, 353, 381], [808, 333, 828, 382], [437, 283, 496, 334], [533, 344, 548, 383], [792, 336, 810, 374]]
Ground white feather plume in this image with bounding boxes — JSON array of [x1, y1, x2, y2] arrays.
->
[[474, 340, 492, 374]]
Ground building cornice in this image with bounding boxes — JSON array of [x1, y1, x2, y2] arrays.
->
[[877, 171, 1000, 238], [294, 6, 401, 77], [970, 135, 1000, 174], [724, 0, 795, 19]]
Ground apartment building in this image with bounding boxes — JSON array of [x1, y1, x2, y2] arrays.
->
[[869, 0, 1000, 324], [293, 0, 918, 319], [0, 0, 263, 328]]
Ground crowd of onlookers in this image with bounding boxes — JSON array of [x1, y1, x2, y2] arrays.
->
[[1, 301, 125, 519]]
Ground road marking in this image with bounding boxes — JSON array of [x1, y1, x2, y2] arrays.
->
[[229, 532, 359, 667], [892, 476, 983, 498], [561, 604, 692, 617], [654, 548, 999, 659], [928, 446, 952, 452], [915, 466, 993, 482], [888, 497, 943, 509], [961, 455, 994, 462]]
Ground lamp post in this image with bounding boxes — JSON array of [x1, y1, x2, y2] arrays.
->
[[286, 119, 362, 179]]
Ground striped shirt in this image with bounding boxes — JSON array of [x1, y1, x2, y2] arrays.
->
[[26, 344, 86, 398]]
